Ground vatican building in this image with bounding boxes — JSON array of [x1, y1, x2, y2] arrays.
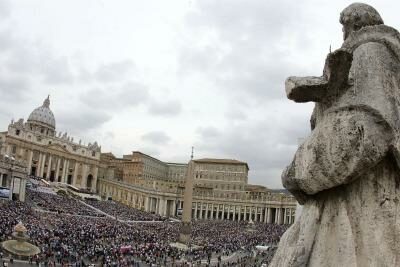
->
[[0, 96, 296, 224]]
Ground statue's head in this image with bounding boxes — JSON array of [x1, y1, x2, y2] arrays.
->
[[340, 3, 383, 40]]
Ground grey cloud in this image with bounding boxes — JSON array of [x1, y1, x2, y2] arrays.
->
[[148, 99, 182, 116], [80, 81, 150, 111], [0, 0, 10, 19], [41, 57, 75, 85], [195, 110, 311, 188], [0, 72, 30, 101], [141, 131, 171, 145], [57, 108, 112, 134], [179, 0, 315, 103], [197, 126, 220, 139], [94, 60, 135, 83]]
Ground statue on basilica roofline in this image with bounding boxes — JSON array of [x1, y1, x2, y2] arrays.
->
[[271, 3, 400, 266]]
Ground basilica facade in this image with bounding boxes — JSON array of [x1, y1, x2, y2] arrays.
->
[[0, 96, 101, 192]]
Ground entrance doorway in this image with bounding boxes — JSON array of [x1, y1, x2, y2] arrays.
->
[[86, 174, 93, 189]]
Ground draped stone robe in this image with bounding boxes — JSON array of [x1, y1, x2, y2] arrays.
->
[[270, 25, 400, 267]]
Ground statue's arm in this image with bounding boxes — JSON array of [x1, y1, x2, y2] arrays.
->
[[283, 108, 392, 195]]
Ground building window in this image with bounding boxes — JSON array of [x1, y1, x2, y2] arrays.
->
[[15, 129, 20, 136], [12, 145, 16, 154]]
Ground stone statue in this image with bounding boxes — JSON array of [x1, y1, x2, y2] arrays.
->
[[271, 3, 400, 267]]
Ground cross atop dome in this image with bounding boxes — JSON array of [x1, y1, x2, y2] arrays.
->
[[42, 95, 50, 108]]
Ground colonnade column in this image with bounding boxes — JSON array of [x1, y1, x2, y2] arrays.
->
[[283, 208, 287, 224], [144, 196, 149, 212], [267, 208, 272, 223], [155, 198, 160, 214], [195, 202, 199, 219], [216, 205, 219, 220], [199, 202, 203, 220]]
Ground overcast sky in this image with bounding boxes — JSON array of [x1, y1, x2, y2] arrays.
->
[[0, 0, 398, 188]]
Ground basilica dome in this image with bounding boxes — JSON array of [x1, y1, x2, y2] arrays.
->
[[27, 96, 56, 130]]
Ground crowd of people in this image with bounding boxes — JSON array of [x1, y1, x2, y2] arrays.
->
[[0, 190, 289, 266], [27, 189, 104, 217], [85, 199, 164, 221]]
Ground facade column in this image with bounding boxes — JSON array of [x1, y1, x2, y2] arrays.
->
[[92, 166, 99, 192], [62, 159, 68, 183], [210, 204, 214, 220], [221, 204, 225, 220], [249, 206, 253, 221], [39, 154, 46, 178], [238, 206, 242, 221], [27, 150, 33, 175], [46, 155, 52, 179], [55, 157, 61, 182], [233, 206, 236, 221], [36, 153, 42, 177], [73, 162, 79, 186], [216, 204, 219, 220], [81, 164, 88, 188], [205, 203, 209, 220], [65, 160, 71, 184]]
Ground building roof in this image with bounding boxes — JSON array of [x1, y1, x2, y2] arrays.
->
[[27, 96, 56, 130], [132, 151, 167, 165], [193, 158, 249, 170]]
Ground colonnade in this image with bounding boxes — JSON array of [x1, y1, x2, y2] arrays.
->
[[99, 179, 296, 224], [191, 202, 294, 224]]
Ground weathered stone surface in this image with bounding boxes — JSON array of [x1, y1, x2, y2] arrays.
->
[[271, 3, 400, 267], [286, 49, 353, 103]]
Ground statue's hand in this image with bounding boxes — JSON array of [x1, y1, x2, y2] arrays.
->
[[288, 190, 309, 205], [282, 161, 311, 205]]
